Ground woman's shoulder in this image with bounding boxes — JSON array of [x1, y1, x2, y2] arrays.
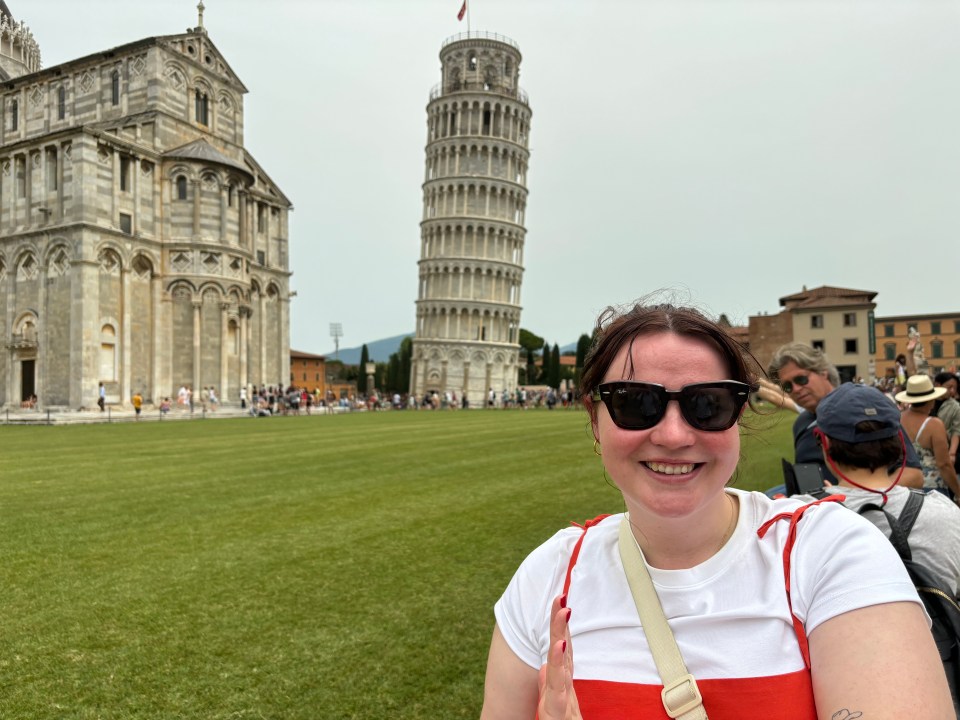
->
[[731, 488, 870, 542]]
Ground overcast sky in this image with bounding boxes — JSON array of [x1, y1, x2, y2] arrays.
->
[[27, 0, 960, 353]]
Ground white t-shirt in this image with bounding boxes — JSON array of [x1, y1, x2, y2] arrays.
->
[[494, 489, 920, 716]]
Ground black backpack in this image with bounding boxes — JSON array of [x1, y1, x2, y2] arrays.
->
[[859, 490, 960, 716]]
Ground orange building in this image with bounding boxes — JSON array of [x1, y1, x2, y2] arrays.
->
[[874, 313, 960, 377], [289, 350, 357, 401]]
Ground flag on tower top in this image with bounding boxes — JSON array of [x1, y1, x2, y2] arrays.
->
[[458, 0, 467, 21]]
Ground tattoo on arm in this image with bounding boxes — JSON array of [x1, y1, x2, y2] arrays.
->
[[831, 711, 863, 720]]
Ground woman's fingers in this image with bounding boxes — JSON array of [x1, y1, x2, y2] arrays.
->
[[537, 595, 581, 719]]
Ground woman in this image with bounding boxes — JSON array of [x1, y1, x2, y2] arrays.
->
[[480, 303, 951, 719], [896, 374, 960, 497]]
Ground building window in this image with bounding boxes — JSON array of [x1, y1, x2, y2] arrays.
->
[[884, 343, 896, 361], [195, 90, 209, 126], [931, 341, 943, 359], [119, 213, 132, 235], [955, 340, 960, 358], [884, 324, 894, 337], [9, 98, 18, 131], [257, 250, 265, 266], [45, 148, 58, 191], [111, 70, 120, 106], [57, 87, 66, 120], [303, 373, 307, 381], [15, 155, 25, 197], [227, 185, 234, 207], [257, 203, 266, 233], [810, 315, 824, 329], [955, 321, 960, 334], [120, 156, 130, 192], [176, 175, 188, 200], [812, 340, 825, 351], [844, 338, 858, 354], [930, 321, 941, 335], [469, 55, 478, 71], [843, 313, 856, 327]]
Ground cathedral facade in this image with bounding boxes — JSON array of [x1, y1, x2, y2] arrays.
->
[[0, 4, 291, 409]]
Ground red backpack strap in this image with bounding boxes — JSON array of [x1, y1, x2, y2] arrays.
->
[[757, 495, 845, 668], [562, 514, 611, 598]]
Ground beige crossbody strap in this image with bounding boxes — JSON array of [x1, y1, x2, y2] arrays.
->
[[618, 515, 708, 720]]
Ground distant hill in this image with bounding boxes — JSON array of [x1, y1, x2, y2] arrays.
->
[[324, 334, 579, 365], [323, 333, 414, 365]]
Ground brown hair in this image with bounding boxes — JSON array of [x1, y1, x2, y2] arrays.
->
[[823, 420, 903, 472], [579, 303, 758, 422]]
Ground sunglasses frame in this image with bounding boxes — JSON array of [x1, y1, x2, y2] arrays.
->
[[780, 374, 810, 394], [592, 380, 752, 432]]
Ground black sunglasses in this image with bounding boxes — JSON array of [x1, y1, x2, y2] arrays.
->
[[592, 381, 751, 432], [780, 375, 810, 394]]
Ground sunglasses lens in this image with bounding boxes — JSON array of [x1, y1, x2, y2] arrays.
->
[[608, 384, 663, 429], [782, 374, 809, 394], [680, 386, 742, 431]]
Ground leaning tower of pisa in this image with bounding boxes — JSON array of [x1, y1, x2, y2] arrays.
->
[[410, 31, 532, 406]]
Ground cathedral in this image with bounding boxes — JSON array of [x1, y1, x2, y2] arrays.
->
[[0, 2, 291, 409]]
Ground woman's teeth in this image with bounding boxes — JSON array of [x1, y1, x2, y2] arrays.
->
[[645, 462, 696, 475]]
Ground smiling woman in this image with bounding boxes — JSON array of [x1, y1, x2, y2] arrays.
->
[[479, 301, 954, 720]]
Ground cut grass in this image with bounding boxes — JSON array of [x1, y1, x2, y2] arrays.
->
[[0, 407, 795, 719]]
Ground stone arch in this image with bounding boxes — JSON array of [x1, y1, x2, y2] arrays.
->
[[44, 242, 71, 277]]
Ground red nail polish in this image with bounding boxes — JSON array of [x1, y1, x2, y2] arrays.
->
[[560, 594, 568, 609], [566, 608, 572, 623], [561, 640, 567, 654]]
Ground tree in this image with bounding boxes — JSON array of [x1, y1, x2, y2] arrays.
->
[[549, 344, 561, 389], [358, 344, 370, 394], [540, 343, 551, 383], [575, 333, 591, 385], [518, 328, 544, 385], [385, 336, 413, 394]]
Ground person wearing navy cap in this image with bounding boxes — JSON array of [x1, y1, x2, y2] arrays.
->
[[812, 382, 960, 597]]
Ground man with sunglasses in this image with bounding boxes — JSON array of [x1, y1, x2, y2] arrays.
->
[[768, 342, 923, 490]]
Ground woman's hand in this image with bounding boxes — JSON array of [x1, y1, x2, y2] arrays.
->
[[537, 595, 582, 720]]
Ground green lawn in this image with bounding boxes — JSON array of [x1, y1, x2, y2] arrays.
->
[[0, 407, 795, 719]]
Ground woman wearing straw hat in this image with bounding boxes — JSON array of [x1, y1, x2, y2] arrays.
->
[[896, 374, 960, 497]]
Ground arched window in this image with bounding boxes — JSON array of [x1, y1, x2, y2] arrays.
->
[[176, 175, 188, 200], [9, 98, 18, 131], [111, 70, 120, 106], [57, 87, 66, 120], [195, 90, 209, 126]]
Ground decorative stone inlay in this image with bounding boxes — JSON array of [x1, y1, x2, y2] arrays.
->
[[31, 152, 40, 169], [131, 55, 146, 77], [227, 256, 242, 278], [202, 252, 221, 273], [49, 250, 70, 277], [97, 147, 110, 165], [29, 87, 42, 108], [219, 95, 232, 112], [172, 286, 192, 301], [165, 68, 185, 91], [2, 161, 9, 177], [0, 259, 6, 281], [63, 144, 72, 163], [99, 250, 120, 275], [17, 254, 37, 281], [140, 160, 153, 177], [202, 175, 218, 192], [171, 251, 191, 272], [79, 71, 94, 94], [132, 255, 152, 279]]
